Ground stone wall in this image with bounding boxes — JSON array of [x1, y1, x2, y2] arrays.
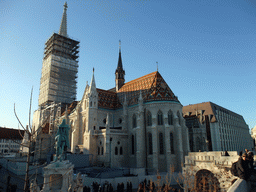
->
[[183, 151, 240, 192]]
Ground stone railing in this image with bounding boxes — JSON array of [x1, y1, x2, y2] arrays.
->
[[227, 178, 250, 192]]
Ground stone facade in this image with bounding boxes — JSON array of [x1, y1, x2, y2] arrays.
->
[[251, 125, 256, 148], [42, 160, 74, 191], [183, 151, 240, 192]]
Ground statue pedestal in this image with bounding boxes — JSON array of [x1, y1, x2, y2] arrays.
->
[[42, 160, 74, 192]]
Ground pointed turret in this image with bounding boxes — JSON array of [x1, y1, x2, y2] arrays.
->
[[115, 40, 125, 92], [59, 2, 68, 37], [88, 68, 98, 108], [117, 41, 123, 70], [89, 68, 96, 93]]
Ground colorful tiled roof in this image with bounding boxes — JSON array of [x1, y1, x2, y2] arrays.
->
[[117, 71, 179, 105], [97, 88, 122, 109], [0, 127, 25, 140], [61, 101, 78, 116]]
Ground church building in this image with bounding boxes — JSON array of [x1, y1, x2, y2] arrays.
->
[[32, 2, 190, 172], [66, 47, 190, 172]]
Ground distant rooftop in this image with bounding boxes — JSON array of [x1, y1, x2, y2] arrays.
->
[[0, 127, 25, 140]]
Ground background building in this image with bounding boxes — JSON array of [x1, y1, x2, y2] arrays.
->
[[0, 127, 24, 155], [183, 102, 253, 152], [251, 125, 256, 148]]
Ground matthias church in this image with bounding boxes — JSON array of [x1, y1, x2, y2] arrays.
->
[[32, 2, 189, 172]]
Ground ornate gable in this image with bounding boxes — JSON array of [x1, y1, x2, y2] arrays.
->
[[145, 71, 178, 102], [117, 71, 179, 105]]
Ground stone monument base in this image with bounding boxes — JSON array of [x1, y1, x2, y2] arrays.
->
[[42, 160, 74, 192]]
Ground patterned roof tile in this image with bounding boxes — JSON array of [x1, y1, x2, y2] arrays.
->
[[117, 71, 179, 105]]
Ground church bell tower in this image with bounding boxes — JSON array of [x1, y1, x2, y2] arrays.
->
[[115, 41, 125, 92], [38, 2, 80, 106]]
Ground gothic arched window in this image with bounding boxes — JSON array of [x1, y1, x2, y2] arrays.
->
[[147, 111, 152, 126], [132, 114, 137, 128], [177, 111, 181, 125], [132, 135, 135, 155], [170, 132, 174, 154], [168, 110, 173, 125], [115, 147, 118, 155], [159, 132, 164, 154], [157, 110, 163, 125], [120, 147, 123, 155], [101, 147, 104, 155], [98, 147, 100, 155], [148, 133, 153, 155], [83, 119, 86, 132]]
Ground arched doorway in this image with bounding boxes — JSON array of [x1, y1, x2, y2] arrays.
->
[[195, 169, 220, 192]]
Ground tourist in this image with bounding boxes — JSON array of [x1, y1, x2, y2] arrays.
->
[[237, 153, 249, 180]]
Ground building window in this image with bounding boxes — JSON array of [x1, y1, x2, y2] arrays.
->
[[148, 133, 153, 155], [168, 110, 173, 125], [101, 147, 104, 155], [132, 135, 135, 155], [147, 111, 152, 126], [115, 147, 118, 155], [159, 132, 164, 154], [132, 114, 137, 128], [157, 110, 163, 125], [177, 111, 181, 125], [98, 147, 100, 155], [120, 147, 123, 155], [170, 132, 174, 154]]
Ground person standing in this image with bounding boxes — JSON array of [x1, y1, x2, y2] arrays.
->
[[237, 153, 249, 180]]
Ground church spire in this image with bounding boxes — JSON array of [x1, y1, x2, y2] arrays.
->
[[59, 2, 68, 37], [117, 40, 123, 70], [89, 68, 96, 92], [115, 40, 125, 92]]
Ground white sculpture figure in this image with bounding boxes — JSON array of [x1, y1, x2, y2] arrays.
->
[[30, 179, 40, 192], [74, 172, 83, 192]]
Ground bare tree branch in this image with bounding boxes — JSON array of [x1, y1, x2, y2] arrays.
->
[[28, 87, 33, 133], [14, 103, 26, 131]]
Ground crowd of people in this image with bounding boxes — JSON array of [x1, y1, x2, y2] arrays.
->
[[90, 181, 131, 192], [89, 179, 179, 192], [137, 179, 179, 192]]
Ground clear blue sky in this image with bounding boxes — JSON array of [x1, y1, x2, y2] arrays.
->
[[1, 0, 256, 130]]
